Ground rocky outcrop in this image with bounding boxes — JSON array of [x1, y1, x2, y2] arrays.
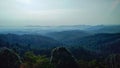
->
[[50, 47, 79, 68], [0, 47, 22, 68], [105, 54, 120, 68]]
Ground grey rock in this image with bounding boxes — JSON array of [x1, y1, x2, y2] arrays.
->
[[105, 54, 120, 68], [0, 47, 22, 68], [50, 47, 79, 68]]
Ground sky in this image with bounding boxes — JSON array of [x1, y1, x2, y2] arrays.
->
[[0, 0, 120, 26]]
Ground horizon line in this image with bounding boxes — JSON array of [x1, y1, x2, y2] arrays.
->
[[0, 24, 120, 27]]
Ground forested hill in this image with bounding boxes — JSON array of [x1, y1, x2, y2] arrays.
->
[[63, 33, 120, 55], [0, 33, 120, 60], [46, 30, 92, 41], [0, 34, 62, 49]]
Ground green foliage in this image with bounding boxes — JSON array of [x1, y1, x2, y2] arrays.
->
[[78, 59, 107, 68], [78, 60, 88, 68], [23, 51, 55, 68]]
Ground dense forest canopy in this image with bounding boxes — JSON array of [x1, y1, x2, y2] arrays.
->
[[0, 25, 120, 68]]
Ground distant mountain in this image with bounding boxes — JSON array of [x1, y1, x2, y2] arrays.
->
[[0, 25, 120, 35], [46, 30, 92, 42], [87, 25, 120, 33]]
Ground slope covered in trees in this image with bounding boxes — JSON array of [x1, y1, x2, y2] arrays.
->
[[63, 33, 120, 56], [0, 25, 120, 68], [0, 33, 120, 59], [46, 30, 92, 42], [0, 34, 62, 49]]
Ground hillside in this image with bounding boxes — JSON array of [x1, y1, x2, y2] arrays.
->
[[46, 30, 91, 42], [0, 33, 120, 59], [64, 33, 120, 55], [0, 34, 62, 49]]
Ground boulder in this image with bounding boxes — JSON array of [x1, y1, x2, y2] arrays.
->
[[50, 47, 79, 68], [0, 47, 22, 68], [105, 54, 120, 68]]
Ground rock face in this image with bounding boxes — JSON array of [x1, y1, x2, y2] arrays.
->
[[50, 47, 79, 68], [0, 47, 22, 68], [105, 54, 120, 68]]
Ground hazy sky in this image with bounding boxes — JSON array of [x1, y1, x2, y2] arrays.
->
[[0, 0, 120, 26]]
